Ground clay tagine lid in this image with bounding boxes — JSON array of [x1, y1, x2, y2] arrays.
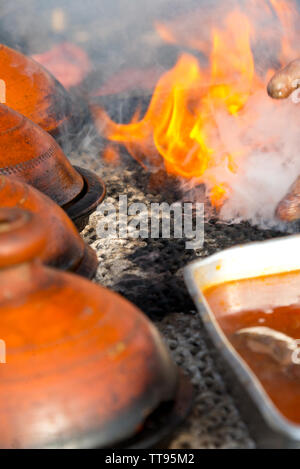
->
[[0, 43, 73, 137], [0, 104, 105, 227], [0, 207, 192, 449], [0, 175, 97, 278]]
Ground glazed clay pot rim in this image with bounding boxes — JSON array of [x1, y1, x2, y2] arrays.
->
[[38, 371, 194, 449], [123, 371, 194, 450], [74, 243, 98, 279], [65, 166, 106, 223]]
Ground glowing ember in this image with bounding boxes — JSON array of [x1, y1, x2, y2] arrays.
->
[[102, 144, 120, 166], [93, 1, 300, 210]]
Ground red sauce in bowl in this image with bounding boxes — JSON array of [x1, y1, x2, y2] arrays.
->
[[204, 271, 300, 424]]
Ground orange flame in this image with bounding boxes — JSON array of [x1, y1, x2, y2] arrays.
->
[[93, 1, 298, 208], [102, 144, 120, 166], [270, 0, 299, 62]]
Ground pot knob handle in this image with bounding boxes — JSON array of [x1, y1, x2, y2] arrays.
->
[[0, 207, 46, 268]]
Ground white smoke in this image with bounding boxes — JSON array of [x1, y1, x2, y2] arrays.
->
[[217, 90, 300, 228]]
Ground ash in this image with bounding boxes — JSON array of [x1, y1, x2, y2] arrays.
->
[[71, 146, 282, 449]]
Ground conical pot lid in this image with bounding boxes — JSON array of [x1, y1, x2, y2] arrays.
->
[[0, 103, 84, 207], [0, 44, 73, 136], [0, 175, 97, 277], [0, 207, 180, 449]]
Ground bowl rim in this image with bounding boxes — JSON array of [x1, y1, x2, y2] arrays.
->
[[184, 234, 300, 442]]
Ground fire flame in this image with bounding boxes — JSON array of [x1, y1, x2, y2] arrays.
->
[[93, 1, 299, 208]]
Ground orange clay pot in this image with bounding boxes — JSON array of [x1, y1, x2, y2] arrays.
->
[[0, 207, 191, 449], [0, 176, 97, 278], [0, 104, 105, 228], [0, 44, 75, 138]]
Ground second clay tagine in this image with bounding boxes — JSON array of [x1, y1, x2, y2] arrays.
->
[[0, 103, 105, 228], [0, 207, 192, 449], [0, 175, 97, 278]]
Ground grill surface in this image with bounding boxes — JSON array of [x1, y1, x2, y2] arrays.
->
[[70, 132, 283, 448]]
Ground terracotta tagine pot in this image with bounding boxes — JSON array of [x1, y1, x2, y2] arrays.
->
[[0, 104, 105, 229], [0, 175, 97, 278], [0, 207, 192, 449], [0, 43, 87, 140]]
